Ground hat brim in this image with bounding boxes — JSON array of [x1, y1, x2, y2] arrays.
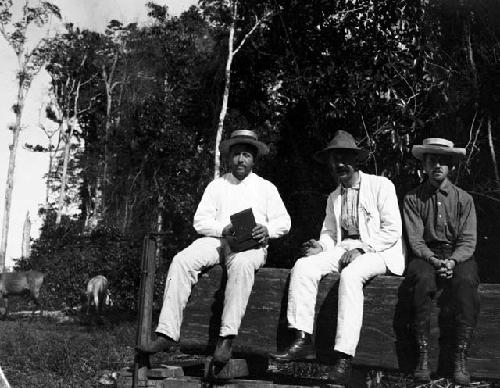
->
[[313, 147, 370, 164], [220, 138, 269, 156], [412, 145, 466, 161]]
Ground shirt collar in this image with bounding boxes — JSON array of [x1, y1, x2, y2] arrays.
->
[[228, 171, 254, 184], [424, 178, 450, 196]]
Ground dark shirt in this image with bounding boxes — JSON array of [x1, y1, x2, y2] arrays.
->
[[403, 179, 476, 263]]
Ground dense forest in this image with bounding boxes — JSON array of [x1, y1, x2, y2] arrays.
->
[[2, 0, 500, 308]]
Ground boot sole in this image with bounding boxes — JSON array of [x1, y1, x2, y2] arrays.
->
[[454, 377, 471, 386], [270, 353, 316, 362]]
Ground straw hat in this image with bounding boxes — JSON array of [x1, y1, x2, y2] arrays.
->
[[412, 138, 465, 161], [219, 130, 269, 156]]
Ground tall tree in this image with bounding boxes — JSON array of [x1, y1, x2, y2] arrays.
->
[[45, 26, 99, 225], [0, 0, 60, 270], [208, 0, 273, 178]]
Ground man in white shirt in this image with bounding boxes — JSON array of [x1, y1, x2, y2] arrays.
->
[[137, 130, 291, 365], [270, 130, 404, 384]]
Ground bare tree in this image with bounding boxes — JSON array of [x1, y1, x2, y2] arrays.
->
[[0, 0, 61, 270], [21, 211, 31, 258], [213, 1, 273, 178]]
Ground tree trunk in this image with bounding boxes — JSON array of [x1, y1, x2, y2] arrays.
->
[[56, 81, 81, 225], [487, 117, 500, 188], [463, 10, 479, 93], [101, 85, 112, 217], [155, 193, 164, 266], [0, 83, 24, 271], [55, 119, 75, 224], [214, 1, 237, 179], [21, 211, 31, 258]]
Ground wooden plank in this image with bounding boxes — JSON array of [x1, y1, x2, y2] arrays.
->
[[180, 266, 500, 379]]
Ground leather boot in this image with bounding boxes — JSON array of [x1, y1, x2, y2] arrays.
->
[[414, 334, 431, 383], [213, 336, 234, 365], [454, 325, 473, 386], [136, 333, 176, 354], [269, 330, 315, 362], [327, 352, 352, 385]]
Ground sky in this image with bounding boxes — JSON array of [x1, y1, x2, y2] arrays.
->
[[0, 0, 196, 269]]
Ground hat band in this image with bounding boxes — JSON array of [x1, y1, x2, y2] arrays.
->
[[426, 144, 452, 149], [230, 135, 258, 141]]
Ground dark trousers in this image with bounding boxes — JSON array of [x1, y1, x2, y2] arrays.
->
[[405, 246, 480, 331]]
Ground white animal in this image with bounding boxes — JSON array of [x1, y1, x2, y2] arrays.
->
[[85, 275, 111, 315], [0, 365, 11, 388]]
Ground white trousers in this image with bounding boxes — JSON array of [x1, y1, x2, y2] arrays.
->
[[287, 240, 387, 356], [156, 237, 267, 341]]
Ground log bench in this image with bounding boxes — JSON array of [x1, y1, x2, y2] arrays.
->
[[179, 266, 500, 380]]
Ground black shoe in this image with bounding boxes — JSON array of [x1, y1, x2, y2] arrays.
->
[[269, 330, 315, 362], [135, 333, 176, 354], [454, 326, 473, 386], [213, 336, 234, 365], [414, 334, 431, 383], [327, 353, 352, 385]]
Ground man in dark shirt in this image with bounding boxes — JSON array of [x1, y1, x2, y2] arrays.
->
[[404, 138, 479, 385]]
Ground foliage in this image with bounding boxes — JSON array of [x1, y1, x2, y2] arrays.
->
[[21, 0, 500, 285], [14, 215, 142, 310]]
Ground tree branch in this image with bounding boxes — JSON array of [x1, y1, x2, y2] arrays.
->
[[233, 10, 273, 56]]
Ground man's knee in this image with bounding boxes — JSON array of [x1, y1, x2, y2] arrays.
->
[[451, 266, 479, 289], [169, 251, 185, 269], [228, 251, 263, 274], [339, 264, 363, 285], [291, 257, 322, 282], [407, 259, 436, 286]]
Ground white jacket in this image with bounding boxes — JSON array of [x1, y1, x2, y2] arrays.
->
[[318, 171, 405, 275], [193, 172, 291, 239]]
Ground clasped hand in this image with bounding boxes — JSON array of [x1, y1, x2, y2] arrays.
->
[[430, 256, 455, 279], [252, 223, 269, 245], [222, 223, 269, 245]]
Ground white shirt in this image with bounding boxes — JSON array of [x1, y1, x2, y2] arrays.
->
[[193, 172, 291, 239]]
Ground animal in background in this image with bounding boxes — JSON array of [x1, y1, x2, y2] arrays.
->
[[84, 275, 111, 315], [0, 270, 45, 318]]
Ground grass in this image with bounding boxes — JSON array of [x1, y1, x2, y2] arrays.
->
[[0, 311, 136, 388], [0, 307, 498, 387]]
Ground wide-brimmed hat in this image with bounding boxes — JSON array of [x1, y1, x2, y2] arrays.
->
[[313, 130, 369, 163], [219, 130, 269, 156], [412, 138, 465, 161]]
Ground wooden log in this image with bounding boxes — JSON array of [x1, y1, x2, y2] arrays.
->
[[204, 357, 249, 380], [180, 266, 500, 379]]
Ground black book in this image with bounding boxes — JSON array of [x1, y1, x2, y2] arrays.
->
[[227, 208, 260, 252]]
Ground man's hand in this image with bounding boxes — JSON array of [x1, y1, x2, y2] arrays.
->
[[222, 223, 234, 237], [252, 223, 269, 245], [429, 256, 443, 270], [437, 259, 455, 279], [301, 239, 323, 257], [338, 248, 363, 272]]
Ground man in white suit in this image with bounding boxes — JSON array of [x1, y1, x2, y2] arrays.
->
[[271, 130, 405, 384], [138, 130, 291, 365]]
